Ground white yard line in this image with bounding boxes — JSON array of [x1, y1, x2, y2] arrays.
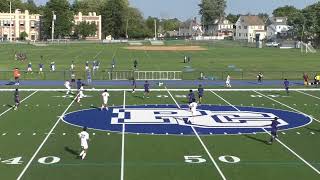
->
[[120, 90, 126, 180], [254, 91, 320, 123], [211, 90, 320, 175], [16, 93, 78, 180], [166, 87, 227, 180], [0, 91, 38, 118], [296, 90, 320, 100]]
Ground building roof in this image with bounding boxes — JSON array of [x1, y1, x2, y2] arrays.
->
[[267, 17, 288, 26], [238, 16, 265, 26]]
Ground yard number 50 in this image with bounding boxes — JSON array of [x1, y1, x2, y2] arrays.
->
[[184, 156, 206, 164]]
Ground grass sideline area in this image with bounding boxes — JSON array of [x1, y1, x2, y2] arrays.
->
[[0, 88, 320, 179], [0, 41, 319, 80]]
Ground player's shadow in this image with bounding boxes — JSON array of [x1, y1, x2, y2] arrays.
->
[[132, 94, 144, 99], [64, 146, 79, 156], [6, 104, 14, 108], [244, 135, 269, 145]]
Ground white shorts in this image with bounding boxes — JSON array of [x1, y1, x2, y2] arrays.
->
[[39, 68, 43, 72], [103, 99, 108, 105], [81, 144, 88, 150], [85, 66, 89, 70], [27, 68, 32, 71], [226, 80, 230, 84], [79, 91, 84, 98]]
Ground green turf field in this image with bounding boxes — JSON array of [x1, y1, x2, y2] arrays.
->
[[0, 87, 320, 180], [0, 41, 319, 80]]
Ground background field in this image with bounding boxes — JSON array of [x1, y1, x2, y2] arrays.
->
[[0, 88, 320, 180], [0, 40, 319, 81]]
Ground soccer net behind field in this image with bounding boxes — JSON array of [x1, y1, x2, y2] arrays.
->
[[107, 71, 182, 80], [301, 42, 317, 53]]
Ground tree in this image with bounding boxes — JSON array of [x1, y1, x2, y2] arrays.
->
[[126, 7, 148, 38], [19, 31, 28, 40], [74, 21, 97, 39], [226, 13, 240, 24], [0, 0, 24, 13], [101, 0, 129, 38], [145, 16, 160, 37], [72, 0, 104, 14], [24, 0, 38, 14], [162, 18, 181, 32], [42, 0, 74, 39], [272, 5, 299, 17], [199, 0, 226, 30]]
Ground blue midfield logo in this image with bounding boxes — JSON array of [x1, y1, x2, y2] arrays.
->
[[62, 105, 312, 135]]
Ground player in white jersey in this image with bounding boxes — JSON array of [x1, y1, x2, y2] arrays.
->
[[225, 74, 231, 88], [188, 101, 198, 123], [101, 89, 110, 110], [78, 127, 90, 160], [64, 80, 71, 95], [77, 84, 85, 103]]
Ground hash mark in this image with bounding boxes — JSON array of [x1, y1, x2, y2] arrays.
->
[[296, 132, 301, 135]]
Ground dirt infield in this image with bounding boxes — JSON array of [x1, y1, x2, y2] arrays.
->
[[124, 46, 207, 51]]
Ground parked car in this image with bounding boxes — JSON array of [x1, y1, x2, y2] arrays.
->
[[266, 42, 280, 47]]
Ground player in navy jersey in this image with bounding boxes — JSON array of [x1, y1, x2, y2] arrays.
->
[[187, 90, 195, 104], [38, 63, 43, 74], [143, 81, 150, 98], [284, 79, 289, 95], [13, 89, 20, 110], [77, 79, 82, 90], [268, 117, 279, 144], [197, 85, 204, 104], [132, 79, 137, 93]]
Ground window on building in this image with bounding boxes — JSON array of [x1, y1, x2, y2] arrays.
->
[[20, 21, 24, 26], [30, 21, 35, 28], [239, 33, 241, 37], [244, 26, 247, 29], [238, 26, 241, 29], [245, 33, 248, 37]]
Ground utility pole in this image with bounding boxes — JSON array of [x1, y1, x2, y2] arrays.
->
[[9, 1, 12, 42], [51, 11, 56, 42], [125, 19, 128, 39], [154, 19, 157, 40]]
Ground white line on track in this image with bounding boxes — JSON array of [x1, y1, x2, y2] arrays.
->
[[211, 90, 320, 175], [16, 93, 79, 180], [120, 90, 126, 180], [0, 91, 38, 118], [296, 90, 320, 100], [254, 91, 320, 123], [166, 87, 227, 180], [1, 88, 320, 92]]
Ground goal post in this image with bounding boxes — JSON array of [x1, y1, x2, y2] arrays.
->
[[107, 70, 182, 80], [301, 42, 317, 54]]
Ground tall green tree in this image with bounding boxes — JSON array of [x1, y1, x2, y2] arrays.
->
[[0, 0, 23, 13], [272, 5, 299, 17], [101, 0, 129, 38], [72, 0, 104, 14], [162, 18, 181, 32], [126, 7, 148, 38], [74, 21, 97, 39], [199, 0, 226, 30], [42, 0, 74, 39], [226, 13, 240, 24], [24, 0, 38, 14], [144, 16, 160, 37]]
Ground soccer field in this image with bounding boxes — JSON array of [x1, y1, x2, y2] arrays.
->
[[0, 41, 319, 81], [1, 87, 320, 180]]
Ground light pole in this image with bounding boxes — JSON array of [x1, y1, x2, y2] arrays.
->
[[9, 0, 12, 42], [51, 11, 56, 42]]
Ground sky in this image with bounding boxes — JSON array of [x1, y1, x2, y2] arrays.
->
[[34, 0, 320, 21]]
